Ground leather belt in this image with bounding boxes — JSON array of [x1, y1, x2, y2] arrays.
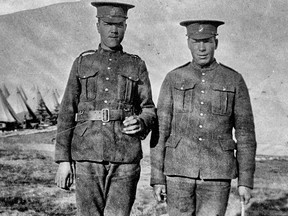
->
[[75, 109, 125, 122]]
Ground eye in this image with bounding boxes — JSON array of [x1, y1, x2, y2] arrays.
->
[[116, 23, 125, 28]]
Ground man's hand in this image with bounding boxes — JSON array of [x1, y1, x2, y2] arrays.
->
[[122, 116, 143, 134], [238, 186, 252, 205], [153, 184, 166, 202], [55, 162, 74, 190]]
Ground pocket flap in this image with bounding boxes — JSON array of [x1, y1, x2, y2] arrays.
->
[[74, 124, 88, 137], [174, 82, 196, 91], [219, 139, 236, 151], [78, 67, 98, 79], [120, 74, 139, 82], [212, 84, 235, 92], [165, 136, 181, 148]]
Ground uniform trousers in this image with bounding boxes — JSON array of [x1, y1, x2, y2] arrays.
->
[[75, 161, 140, 216], [166, 176, 231, 216]]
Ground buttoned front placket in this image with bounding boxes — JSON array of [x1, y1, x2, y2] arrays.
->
[[98, 50, 120, 126], [197, 70, 207, 143], [190, 61, 219, 144], [98, 49, 123, 161]]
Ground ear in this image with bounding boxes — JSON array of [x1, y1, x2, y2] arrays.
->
[[187, 38, 192, 50], [215, 38, 218, 50], [96, 22, 100, 33]]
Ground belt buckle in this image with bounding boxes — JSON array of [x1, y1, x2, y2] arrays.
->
[[102, 109, 109, 122]]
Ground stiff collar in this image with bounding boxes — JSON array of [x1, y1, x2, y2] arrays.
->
[[191, 59, 219, 72], [98, 44, 123, 55]]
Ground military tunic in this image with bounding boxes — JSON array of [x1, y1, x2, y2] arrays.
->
[[55, 45, 156, 163], [151, 60, 256, 188]]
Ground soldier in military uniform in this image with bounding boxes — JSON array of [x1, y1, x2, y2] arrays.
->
[[150, 20, 257, 216], [54, 2, 156, 215]]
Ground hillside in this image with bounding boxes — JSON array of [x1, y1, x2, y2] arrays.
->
[[0, 0, 288, 155]]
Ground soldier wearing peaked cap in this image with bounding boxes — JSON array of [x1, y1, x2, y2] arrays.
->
[[54, 2, 156, 215], [150, 20, 256, 216]]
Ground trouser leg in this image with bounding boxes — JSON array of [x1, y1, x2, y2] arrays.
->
[[104, 163, 140, 216], [75, 161, 140, 216], [75, 161, 106, 216], [166, 176, 197, 216], [196, 179, 231, 216], [166, 176, 231, 216]]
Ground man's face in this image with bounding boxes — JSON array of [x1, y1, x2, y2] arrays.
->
[[97, 19, 127, 50], [188, 37, 218, 67]]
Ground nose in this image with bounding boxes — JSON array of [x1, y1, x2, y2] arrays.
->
[[199, 42, 206, 51], [111, 25, 118, 33]]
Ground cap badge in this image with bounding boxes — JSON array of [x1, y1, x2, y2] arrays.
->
[[110, 8, 116, 16], [199, 25, 204, 32]]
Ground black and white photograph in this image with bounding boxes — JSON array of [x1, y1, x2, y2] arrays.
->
[[0, 0, 287, 215]]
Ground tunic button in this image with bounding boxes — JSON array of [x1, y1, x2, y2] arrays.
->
[[198, 137, 203, 141], [107, 67, 111, 70], [180, 87, 184, 90], [102, 122, 106, 126], [202, 72, 205, 76], [199, 125, 203, 128], [201, 90, 205, 94], [104, 88, 109, 92], [200, 101, 204, 105], [106, 77, 110, 80], [223, 87, 226, 91], [200, 113, 204, 116], [109, 58, 112, 61], [104, 100, 108, 104], [201, 79, 205, 83]]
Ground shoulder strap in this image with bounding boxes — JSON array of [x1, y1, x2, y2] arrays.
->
[[77, 50, 96, 75]]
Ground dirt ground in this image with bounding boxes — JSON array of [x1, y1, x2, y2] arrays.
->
[[0, 129, 287, 216]]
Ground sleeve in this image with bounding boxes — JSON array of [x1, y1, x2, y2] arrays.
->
[[234, 74, 257, 188], [135, 60, 157, 139], [54, 58, 80, 163], [150, 73, 173, 186]]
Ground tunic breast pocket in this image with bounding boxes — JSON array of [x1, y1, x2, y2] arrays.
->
[[117, 74, 139, 103], [78, 70, 98, 101], [173, 83, 196, 112], [212, 85, 235, 116]]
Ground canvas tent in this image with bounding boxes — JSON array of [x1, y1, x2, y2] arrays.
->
[[0, 88, 21, 131]]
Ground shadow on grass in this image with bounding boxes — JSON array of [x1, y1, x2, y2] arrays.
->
[[235, 193, 288, 216]]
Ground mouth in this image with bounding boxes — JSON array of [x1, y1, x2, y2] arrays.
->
[[109, 35, 118, 39], [198, 54, 208, 59]]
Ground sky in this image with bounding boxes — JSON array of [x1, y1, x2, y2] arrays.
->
[[0, 0, 79, 15]]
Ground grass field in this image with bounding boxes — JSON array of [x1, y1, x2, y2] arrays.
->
[[0, 130, 287, 216]]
